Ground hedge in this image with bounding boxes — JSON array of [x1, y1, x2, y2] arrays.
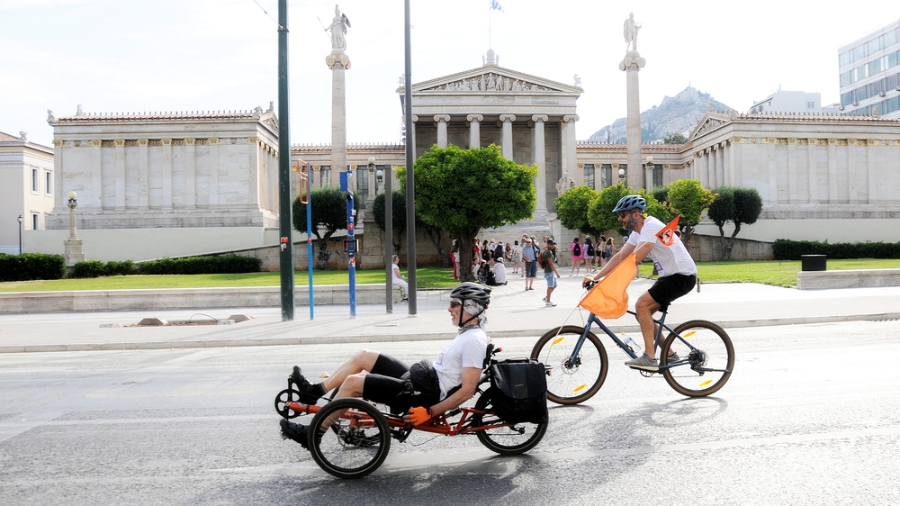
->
[[0, 253, 66, 282], [136, 255, 262, 275], [772, 239, 900, 260]]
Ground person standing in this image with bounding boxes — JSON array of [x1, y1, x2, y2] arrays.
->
[[583, 236, 595, 273], [512, 240, 523, 275], [541, 239, 561, 307], [569, 237, 583, 276], [522, 237, 538, 291]]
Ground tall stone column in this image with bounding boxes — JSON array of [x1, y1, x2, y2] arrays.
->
[[563, 115, 579, 185], [327, 52, 351, 180], [467, 114, 483, 149], [114, 139, 125, 210], [619, 52, 646, 188], [500, 114, 516, 160], [532, 115, 548, 214], [435, 115, 450, 148]]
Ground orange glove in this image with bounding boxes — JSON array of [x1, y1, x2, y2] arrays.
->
[[407, 406, 432, 425]]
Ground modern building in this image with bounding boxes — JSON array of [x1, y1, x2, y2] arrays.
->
[[839, 20, 900, 118], [0, 131, 54, 254], [749, 89, 821, 114]]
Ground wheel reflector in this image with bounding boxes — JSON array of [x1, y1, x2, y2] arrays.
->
[[552, 337, 565, 345], [699, 379, 712, 387], [683, 330, 696, 338], [573, 384, 586, 393]]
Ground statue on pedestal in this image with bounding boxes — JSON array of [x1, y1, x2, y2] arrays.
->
[[326, 5, 350, 52], [623, 13, 641, 52], [556, 172, 576, 196]]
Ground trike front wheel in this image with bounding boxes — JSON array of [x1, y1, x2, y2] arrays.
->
[[473, 388, 547, 455], [531, 325, 608, 405], [307, 398, 391, 479], [661, 320, 735, 397]]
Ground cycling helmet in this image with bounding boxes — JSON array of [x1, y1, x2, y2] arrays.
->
[[612, 195, 647, 214], [449, 282, 491, 307]]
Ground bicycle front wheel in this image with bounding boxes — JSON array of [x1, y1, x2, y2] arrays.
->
[[531, 325, 608, 405], [308, 398, 391, 479], [661, 320, 734, 397], [473, 388, 547, 455]]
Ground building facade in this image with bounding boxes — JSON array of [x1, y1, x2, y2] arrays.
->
[[750, 90, 822, 114], [839, 20, 900, 118], [0, 131, 54, 254]]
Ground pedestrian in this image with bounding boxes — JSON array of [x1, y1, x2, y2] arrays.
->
[[494, 240, 505, 262], [391, 255, 409, 301], [481, 239, 492, 263], [583, 236, 595, 273], [569, 237, 583, 276], [488, 257, 507, 286], [450, 239, 459, 280], [512, 240, 523, 275], [522, 237, 538, 291], [541, 239, 561, 307]]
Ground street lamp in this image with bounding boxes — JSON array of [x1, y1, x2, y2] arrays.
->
[[618, 167, 626, 179], [67, 191, 78, 239], [17, 214, 23, 254]]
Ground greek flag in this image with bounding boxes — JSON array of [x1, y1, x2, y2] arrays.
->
[[489, 0, 504, 12]]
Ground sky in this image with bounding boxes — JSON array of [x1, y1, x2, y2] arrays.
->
[[2, 0, 899, 148]]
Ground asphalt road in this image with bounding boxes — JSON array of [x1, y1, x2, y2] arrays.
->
[[1, 320, 898, 505]]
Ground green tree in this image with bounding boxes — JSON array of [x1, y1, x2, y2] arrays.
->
[[663, 132, 688, 144], [587, 183, 671, 237], [372, 190, 407, 256], [292, 186, 360, 269], [400, 144, 537, 282], [707, 186, 763, 259], [554, 185, 603, 237], [659, 179, 716, 247]]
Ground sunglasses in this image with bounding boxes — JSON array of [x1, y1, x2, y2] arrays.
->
[[618, 211, 631, 218], [449, 300, 462, 308]]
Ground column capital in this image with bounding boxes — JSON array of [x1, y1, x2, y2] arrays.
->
[[618, 53, 646, 71], [499, 114, 517, 122], [434, 114, 450, 123], [563, 114, 579, 123], [325, 53, 351, 69], [466, 114, 483, 123], [532, 114, 548, 123]]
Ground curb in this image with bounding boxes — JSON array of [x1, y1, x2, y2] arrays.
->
[[3, 312, 897, 354]]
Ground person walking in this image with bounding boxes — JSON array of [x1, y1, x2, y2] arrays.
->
[[522, 237, 538, 291], [569, 237, 583, 276], [541, 239, 561, 307], [583, 236, 595, 273], [512, 240, 523, 275]]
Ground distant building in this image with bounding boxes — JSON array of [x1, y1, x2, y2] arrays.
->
[[749, 89, 821, 114], [0, 131, 54, 254], [839, 20, 900, 118]]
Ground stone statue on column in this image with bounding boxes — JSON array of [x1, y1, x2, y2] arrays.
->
[[556, 172, 575, 196], [624, 12, 641, 52], [326, 5, 350, 52]]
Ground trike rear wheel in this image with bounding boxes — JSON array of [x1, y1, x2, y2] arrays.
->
[[308, 398, 391, 479], [661, 320, 734, 397], [473, 388, 547, 455], [531, 325, 608, 405]]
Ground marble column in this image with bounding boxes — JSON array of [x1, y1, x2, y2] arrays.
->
[[467, 114, 483, 149], [500, 114, 516, 160], [847, 139, 859, 203], [807, 139, 818, 203], [715, 143, 724, 189], [619, 51, 646, 188], [138, 139, 149, 209], [91, 139, 102, 209], [563, 115, 579, 185], [867, 140, 877, 203], [327, 52, 351, 187], [435, 115, 450, 148], [115, 139, 126, 210], [532, 115, 548, 213], [209, 138, 220, 206], [827, 139, 838, 203], [162, 138, 173, 210], [185, 138, 196, 209]]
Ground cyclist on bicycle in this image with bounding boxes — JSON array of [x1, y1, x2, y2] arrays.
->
[[280, 282, 492, 447], [583, 195, 697, 372]]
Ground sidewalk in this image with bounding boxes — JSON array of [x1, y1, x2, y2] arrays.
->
[[2, 275, 899, 353]]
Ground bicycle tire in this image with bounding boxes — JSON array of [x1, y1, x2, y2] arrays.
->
[[307, 398, 391, 479], [661, 320, 734, 397], [473, 388, 547, 455], [531, 325, 608, 405]]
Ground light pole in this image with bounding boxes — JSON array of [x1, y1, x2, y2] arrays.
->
[[67, 191, 78, 238], [17, 215, 23, 254], [64, 191, 85, 268], [371, 156, 392, 314]]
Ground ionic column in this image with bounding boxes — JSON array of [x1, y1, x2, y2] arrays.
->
[[185, 138, 196, 209], [467, 114, 483, 149], [91, 139, 102, 209], [115, 139, 126, 210], [162, 138, 173, 210], [715, 143, 725, 189], [807, 139, 818, 203], [532, 115, 548, 213], [435, 115, 450, 148], [563, 115, 580, 185], [500, 114, 516, 160], [867, 140, 877, 203], [827, 139, 838, 203], [847, 140, 860, 203], [209, 138, 220, 206], [138, 139, 149, 209]]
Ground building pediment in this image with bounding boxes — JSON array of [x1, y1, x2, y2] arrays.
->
[[400, 64, 582, 95], [689, 111, 734, 141]]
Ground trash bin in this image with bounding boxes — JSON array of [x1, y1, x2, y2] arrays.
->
[[801, 254, 826, 271]]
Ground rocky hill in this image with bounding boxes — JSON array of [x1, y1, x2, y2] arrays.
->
[[587, 86, 732, 143]]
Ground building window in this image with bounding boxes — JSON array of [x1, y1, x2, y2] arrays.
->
[[583, 164, 595, 189], [320, 165, 331, 187], [31, 213, 39, 231], [807, 101, 815, 108], [653, 166, 663, 188], [356, 168, 369, 194], [31, 168, 38, 193], [45, 171, 53, 195], [601, 164, 613, 188]]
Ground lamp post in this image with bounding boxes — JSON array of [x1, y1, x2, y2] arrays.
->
[[67, 191, 78, 238], [17, 215, 23, 254], [64, 191, 85, 268], [645, 155, 654, 190], [618, 167, 626, 180], [371, 156, 392, 314]]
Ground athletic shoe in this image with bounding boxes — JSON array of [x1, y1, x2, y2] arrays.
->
[[665, 352, 681, 363], [290, 366, 323, 404], [545, 301, 557, 307], [280, 419, 311, 448], [541, 297, 547, 302], [625, 353, 658, 371]]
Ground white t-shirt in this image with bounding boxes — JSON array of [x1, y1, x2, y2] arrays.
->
[[491, 262, 507, 284], [433, 327, 489, 399], [626, 216, 697, 277]]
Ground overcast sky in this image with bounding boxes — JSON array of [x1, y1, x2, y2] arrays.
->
[[2, 0, 898, 148]]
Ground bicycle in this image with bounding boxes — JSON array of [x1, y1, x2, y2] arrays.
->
[[273, 346, 547, 479], [530, 280, 734, 404]]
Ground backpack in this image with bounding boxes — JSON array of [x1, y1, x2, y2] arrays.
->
[[586, 242, 594, 256], [573, 243, 581, 256], [489, 358, 548, 424], [536, 247, 545, 268]]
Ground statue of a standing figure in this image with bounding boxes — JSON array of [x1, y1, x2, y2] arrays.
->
[[623, 12, 641, 52], [326, 5, 350, 52]]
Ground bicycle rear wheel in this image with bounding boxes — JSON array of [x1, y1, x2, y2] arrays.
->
[[308, 398, 391, 479], [661, 320, 734, 397], [530, 325, 608, 405], [473, 388, 547, 455]]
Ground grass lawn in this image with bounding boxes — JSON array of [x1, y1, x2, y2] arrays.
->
[[2, 259, 899, 292]]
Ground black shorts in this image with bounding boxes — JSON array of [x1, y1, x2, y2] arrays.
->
[[363, 354, 440, 412], [648, 274, 697, 307]]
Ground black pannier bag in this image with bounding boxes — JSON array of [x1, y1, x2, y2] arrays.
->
[[490, 358, 548, 424]]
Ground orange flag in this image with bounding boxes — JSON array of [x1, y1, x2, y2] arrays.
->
[[578, 253, 635, 319], [656, 216, 680, 246]]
